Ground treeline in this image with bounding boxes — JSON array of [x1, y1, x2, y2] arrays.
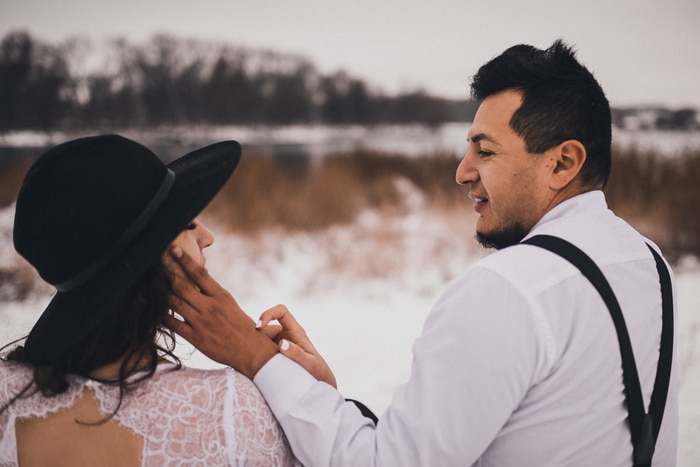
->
[[612, 107, 699, 131], [0, 31, 476, 131]]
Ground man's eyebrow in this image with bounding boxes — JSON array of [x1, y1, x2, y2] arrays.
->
[[467, 132, 500, 145]]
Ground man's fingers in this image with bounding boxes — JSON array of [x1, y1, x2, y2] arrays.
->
[[170, 246, 220, 297], [164, 313, 193, 341], [162, 248, 187, 279], [163, 249, 280, 377], [170, 273, 203, 316]]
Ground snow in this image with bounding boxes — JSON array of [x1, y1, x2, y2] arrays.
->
[[1, 199, 699, 464], [4, 125, 700, 161]]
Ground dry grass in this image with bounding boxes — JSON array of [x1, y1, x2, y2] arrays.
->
[[0, 159, 33, 207], [203, 148, 464, 233], [605, 145, 700, 259], [203, 145, 700, 261], [2, 145, 699, 260]]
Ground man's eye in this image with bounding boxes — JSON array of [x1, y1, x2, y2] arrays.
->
[[184, 222, 197, 230], [478, 150, 493, 157]]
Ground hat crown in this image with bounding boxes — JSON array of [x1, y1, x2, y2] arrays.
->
[[14, 135, 169, 286]]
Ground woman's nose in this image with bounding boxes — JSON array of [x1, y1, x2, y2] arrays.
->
[[198, 222, 215, 249]]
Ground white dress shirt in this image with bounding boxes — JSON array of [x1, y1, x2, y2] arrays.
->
[[255, 190, 678, 466]]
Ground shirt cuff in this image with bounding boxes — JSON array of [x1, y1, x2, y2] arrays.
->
[[253, 353, 319, 417]]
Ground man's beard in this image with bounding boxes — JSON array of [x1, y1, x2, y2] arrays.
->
[[475, 223, 530, 250]]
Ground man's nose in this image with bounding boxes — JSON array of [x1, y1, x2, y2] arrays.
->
[[456, 151, 478, 185]]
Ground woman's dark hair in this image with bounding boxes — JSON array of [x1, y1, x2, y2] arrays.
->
[[470, 39, 612, 188], [1, 256, 181, 419]]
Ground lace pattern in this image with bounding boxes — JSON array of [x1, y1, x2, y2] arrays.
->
[[0, 361, 297, 466]]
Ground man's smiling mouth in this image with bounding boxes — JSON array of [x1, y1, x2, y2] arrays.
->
[[469, 193, 488, 204]]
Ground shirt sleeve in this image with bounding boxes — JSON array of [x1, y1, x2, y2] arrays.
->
[[254, 266, 552, 466]]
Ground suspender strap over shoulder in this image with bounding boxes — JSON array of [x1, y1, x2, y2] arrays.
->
[[521, 235, 673, 467]]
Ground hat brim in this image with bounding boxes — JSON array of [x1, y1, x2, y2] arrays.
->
[[23, 141, 241, 363]]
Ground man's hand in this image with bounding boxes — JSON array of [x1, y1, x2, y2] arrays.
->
[[258, 305, 337, 388], [164, 246, 278, 379]]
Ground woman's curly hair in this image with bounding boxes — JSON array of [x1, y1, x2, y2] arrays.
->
[[1, 256, 181, 421]]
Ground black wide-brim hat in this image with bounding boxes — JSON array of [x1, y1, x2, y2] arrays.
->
[[13, 134, 241, 363]]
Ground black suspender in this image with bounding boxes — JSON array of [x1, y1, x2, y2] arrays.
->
[[521, 235, 674, 467]]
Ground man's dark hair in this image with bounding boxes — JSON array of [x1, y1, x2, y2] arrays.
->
[[471, 39, 612, 188]]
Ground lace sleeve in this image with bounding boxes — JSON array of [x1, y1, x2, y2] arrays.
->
[[0, 363, 24, 466], [227, 370, 297, 466]]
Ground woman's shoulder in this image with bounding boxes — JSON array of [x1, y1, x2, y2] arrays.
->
[[0, 360, 33, 395], [145, 365, 294, 465], [0, 361, 85, 421], [136, 365, 269, 425], [155, 365, 270, 412], [150, 364, 258, 398], [154, 363, 233, 383], [158, 364, 256, 383]]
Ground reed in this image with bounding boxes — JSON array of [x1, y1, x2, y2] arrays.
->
[[1, 145, 698, 258], [203, 145, 700, 260], [605, 145, 700, 259], [203, 148, 464, 234], [0, 159, 33, 207]]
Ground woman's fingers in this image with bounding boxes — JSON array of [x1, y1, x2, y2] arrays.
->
[[258, 304, 299, 329], [278, 338, 318, 372], [255, 305, 337, 387], [278, 338, 338, 388], [262, 324, 283, 341], [258, 304, 309, 343]]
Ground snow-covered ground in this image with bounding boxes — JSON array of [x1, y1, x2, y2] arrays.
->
[[4, 124, 700, 160], [1, 197, 699, 464]]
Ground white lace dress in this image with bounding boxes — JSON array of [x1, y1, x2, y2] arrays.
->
[[0, 361, 298, 466]]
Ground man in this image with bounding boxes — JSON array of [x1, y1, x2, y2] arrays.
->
[[167, 40, 678, 465]]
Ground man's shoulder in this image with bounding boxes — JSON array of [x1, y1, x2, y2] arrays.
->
[[440, 244, 575, 310], [475, 241, 577, 279]]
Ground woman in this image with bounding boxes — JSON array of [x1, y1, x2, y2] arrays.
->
[[0, 135, 298, 466]]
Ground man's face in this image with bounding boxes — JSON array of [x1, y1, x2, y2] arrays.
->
[[456, 90, 557, 250]]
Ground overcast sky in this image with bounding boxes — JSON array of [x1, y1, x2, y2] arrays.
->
[[1, 0, 699, 107]]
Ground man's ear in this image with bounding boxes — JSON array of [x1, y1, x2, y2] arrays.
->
[[549, 140, 586, 190]]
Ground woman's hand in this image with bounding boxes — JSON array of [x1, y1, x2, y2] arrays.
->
[[258, 305, 337, 388]]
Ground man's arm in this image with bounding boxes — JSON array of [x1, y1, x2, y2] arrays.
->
[[166, 247, 544, 466], [165, 245, 277, 378]]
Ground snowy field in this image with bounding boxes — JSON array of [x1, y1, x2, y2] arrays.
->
[[4, 123, 700, 160], [2, 124, 699, 463], [1, 198, 699, 465]]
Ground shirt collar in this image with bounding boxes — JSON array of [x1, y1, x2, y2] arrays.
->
[[527, 190, 608, 237]]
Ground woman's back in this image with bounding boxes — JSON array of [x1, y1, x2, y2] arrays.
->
[[0, 361, 296, 466]]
